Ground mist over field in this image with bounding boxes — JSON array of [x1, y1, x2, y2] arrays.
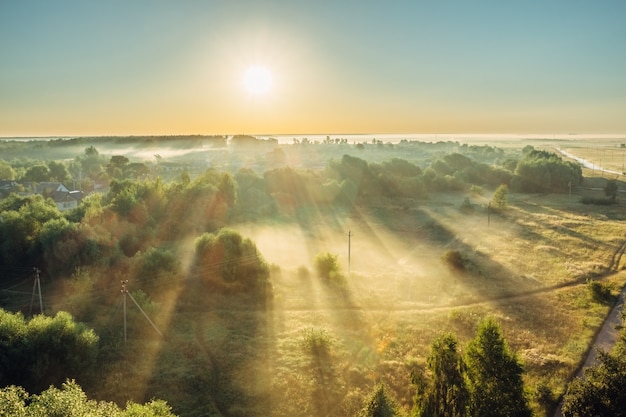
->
[[1, 135, 626, 417]]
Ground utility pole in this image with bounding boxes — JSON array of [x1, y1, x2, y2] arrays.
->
[[30, 268, 43, 315], [120, 279, 162, 344], [121, 280, 128, 344], [568, 181, 572, 197], [348, 230, 352, 275]]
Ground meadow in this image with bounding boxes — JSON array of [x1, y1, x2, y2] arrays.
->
[[1, 135, 625, 416]]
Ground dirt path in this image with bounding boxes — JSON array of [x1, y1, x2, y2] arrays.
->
[[553, 285, 625, 417]]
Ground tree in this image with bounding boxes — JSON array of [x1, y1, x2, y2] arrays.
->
[[21, 164, 50, 182], [414, 333, 468, 417], [465, 318, 531, 417], [358, 384, 401, 417], [47, 160, 70, 182], [0, 160, 17, 180], [491, 184, 508, 209], [0, 379, 177, 417], [0, 309, 99, 393], [314, 252, 342, 281], [194, 229, 270, 298], [562, 350, 626, 417], [605, 179, 618, 202]]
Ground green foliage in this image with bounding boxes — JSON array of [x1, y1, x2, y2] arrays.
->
[[0, 194, 60, 266], [465, 318, 531, 417], [314, 252, 342, 281], [586, 279, 614, 303], [491, 183, 509, 209], [300, 327, 332, 357], [441, 250, 466, 271], [0, 380, 177, 417], [21, 164, 50, 182], [194, 228, 270, 297], [562, 304, 626, 417], [562, 350, 626, 417], [0, 309, 99, 393], [358, 384, 401, 417], [414, 333, 468, 417], [513, 148, 582, 193], [47, 160, 71, 182], [0, 160, 17, 180], [133, 246, 181, 284]]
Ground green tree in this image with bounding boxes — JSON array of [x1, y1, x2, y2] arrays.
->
[[604, 179, 618, 201], [414, 333, 468, 417], [21, 164, 50, 182], [491, 184, 509, 209], [0, 160, 17, 180], [465, 318, 531, 417], [314, 252, 342, 281], [562, 350, 626, 417], [358, 384, 401, 417], [47, 160, 71, 182], [0, 380, 177, 417], [0, 309, 99, 393], [562, 305, 626, 417], [194, 229, 270, 297]]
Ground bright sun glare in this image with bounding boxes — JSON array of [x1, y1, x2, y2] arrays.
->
[[243, 65, 273, 95]]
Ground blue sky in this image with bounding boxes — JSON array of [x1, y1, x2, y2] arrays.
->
[[1, 0, 625, 136]]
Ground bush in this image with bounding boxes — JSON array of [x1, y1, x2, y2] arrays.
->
[[314, 252, 342, 281], [442, 250, 466, 271], [587, 279, 614, 303]]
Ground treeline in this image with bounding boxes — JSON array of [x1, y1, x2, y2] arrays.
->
[[0, 145, 583, 275]]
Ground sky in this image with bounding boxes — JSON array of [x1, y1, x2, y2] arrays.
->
[[1, 0, 625, 137]]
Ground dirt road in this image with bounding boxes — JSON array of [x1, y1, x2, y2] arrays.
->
[[553, 287, 625, 417]]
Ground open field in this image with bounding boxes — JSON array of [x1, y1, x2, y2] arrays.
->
[[2, 137, 626, 417], [76, 185, 626, 417]]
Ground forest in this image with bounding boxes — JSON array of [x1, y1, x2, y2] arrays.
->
[[0, 136, 624, 417]]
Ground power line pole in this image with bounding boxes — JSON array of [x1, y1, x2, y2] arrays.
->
[[30, 268, 43, 315], [348, 230, 352, 275], [120, 279, 162, 344], [121, 280, 128, 344]]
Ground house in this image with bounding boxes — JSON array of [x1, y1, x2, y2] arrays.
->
[[33, 182, 83, 211], [0, 181, 83, 212], [0, 180, 18, 197]]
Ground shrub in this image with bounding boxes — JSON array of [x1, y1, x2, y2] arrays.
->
[[442, 250, 466, 271], [314, 252, 342, 281], [587, 279, 614, 303]]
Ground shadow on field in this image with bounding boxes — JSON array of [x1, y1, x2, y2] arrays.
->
[[139, 271, 277, 417]]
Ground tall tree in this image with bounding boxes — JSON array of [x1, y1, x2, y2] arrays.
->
[[491, 184, 509, 209], [414, 333, 468, 417], [359, 384, 401, 417], [465, 318, 531, 417]]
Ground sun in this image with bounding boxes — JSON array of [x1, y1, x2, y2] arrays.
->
[[243, 65, 273, 95]]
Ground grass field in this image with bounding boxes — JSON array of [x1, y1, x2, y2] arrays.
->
[[77, 170, 626, 416], [5, 138, 626, 417]]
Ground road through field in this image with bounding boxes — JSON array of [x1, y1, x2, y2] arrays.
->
[[556, 148, 624, 177], [553, 285, 625, 417]]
